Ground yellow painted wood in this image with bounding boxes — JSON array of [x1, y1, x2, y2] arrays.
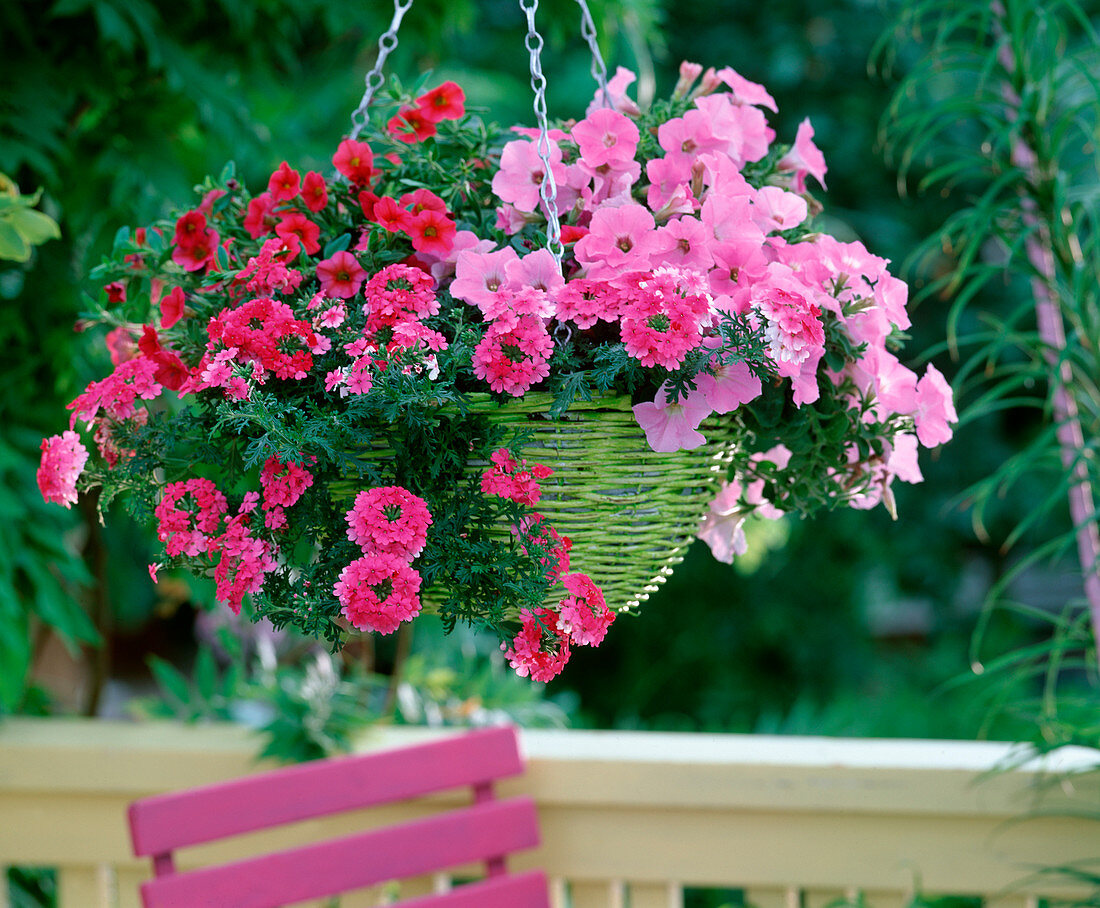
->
[[746, 887, 801, 908], [399, 874, 447, 898], [550, 875, 569, 908], [114, 867, 147, 908], [3, 720, 1099, 906], [629, 881, 684, 908], [57, 866, 110, 908], [985, 897, 1041, 908], [857, 889, 910, 908], [804, 890, 853, 908], [570, 879, 624, 908], [340, 884, 398, 906]]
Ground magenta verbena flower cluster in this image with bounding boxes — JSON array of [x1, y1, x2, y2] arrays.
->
[[37, 63, 956, 682]]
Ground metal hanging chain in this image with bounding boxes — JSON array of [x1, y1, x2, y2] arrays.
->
[[574, 0, 611, 107], [519, 0, 565, 266], [350, 0, 415, 140]]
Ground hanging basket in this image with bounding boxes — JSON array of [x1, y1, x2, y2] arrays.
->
[[460, 393, 735, 610]]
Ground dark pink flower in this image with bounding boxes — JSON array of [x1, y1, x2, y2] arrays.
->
[[37, 431, 89, 508]]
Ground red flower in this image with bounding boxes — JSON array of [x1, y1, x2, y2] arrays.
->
[[104, 282, 126, 304], [301, 171, 328, 212], [199, 188, 227, 217], [387, 106, 437, 144], [399, 188, 447, 217], [416, 81, 465, 123], [358, 189, 380, 220], [268, 161, 301, 202], [408, 209, 456, 257], [173, 210, 208, 247], [244, 192, 277, 239], [275, 212, 321, 256], [561, 224, 590, 244], [372, 197, 414, 234], [171, 210, 219, 272], [161, 286, 186, 329], [332, 138, 375, 185], [315, 250, 367, 299], [138, 326, 190, 391]]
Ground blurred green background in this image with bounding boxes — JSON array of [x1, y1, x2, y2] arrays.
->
[[1, 0, 1087, 742]]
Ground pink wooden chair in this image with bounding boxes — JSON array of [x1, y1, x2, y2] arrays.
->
[[128, 725, 549, 907]]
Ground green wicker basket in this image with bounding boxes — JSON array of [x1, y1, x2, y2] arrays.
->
[[464, 393, 735, 611]]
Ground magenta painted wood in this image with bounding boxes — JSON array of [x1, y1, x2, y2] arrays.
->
[[139, 797, 539, 908], [129, 727, 548, 908], [129, 726, 523, 855], [397, 870, 551, 907]]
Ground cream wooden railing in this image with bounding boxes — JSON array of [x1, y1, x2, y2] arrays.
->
[[1, 718, 1097, 908]]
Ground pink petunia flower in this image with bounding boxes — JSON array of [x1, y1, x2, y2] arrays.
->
[[632, 383, 712, 453], [571, 108, 640, 170], [573, 203, 658, 276], [491, 138, 567, 213], [779, 118, 828, 193], [913, 364, 957, 448], [450, 247, 520, 309]]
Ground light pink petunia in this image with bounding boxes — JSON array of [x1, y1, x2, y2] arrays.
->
[[651, 216, 714, 271], [571, 108, 640, 170], [696, 481, 749, 564], [779, 118, 828, 193], [714, 66, 778, 111], [491, 138, 567, 213], [450, 247, 520, 309], [696, 356, 763, 414], [573, 203, 658, 276], [913, 364, 957, 447], [751, 186, 809, 233], [632, 384, 712, 453]]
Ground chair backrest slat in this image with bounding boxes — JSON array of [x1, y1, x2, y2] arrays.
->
[[397, 870, 550, 908], [129, 727, 523, 855], [139, 796, 540, 908]]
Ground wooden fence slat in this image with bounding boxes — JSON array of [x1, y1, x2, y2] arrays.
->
[[629, 881, 684, 908], [746, 887, 801, 908], [805, 889, 851, 908], [58, 866, 111, 908], [549, 875, 569, 908], [400, 874, 445, 899], [115, 867, 148, 908], [857, 889, 910, 908], [570, 879, 624, 908]]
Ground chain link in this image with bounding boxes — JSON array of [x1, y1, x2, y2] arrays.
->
[[519, 0, 565, 266], [350, 0, 415, 140], [574, 0, 610, 107]]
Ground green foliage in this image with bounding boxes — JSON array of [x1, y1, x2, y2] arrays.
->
[[5, 867, 56, 908], [877, 0, 1100, 743], [0, 176, 60, 263]]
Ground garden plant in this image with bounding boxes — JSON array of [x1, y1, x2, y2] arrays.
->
[[35, 1, 957, 684]]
